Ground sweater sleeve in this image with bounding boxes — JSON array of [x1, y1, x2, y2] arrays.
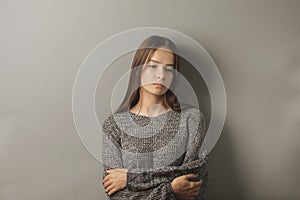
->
[[101, 115, 123, 170], [103, 171, 178, 200], [101, 115, 179, 200], [126, 108, 209, 199]]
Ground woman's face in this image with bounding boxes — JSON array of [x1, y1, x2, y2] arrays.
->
[[140, 48, 175, 96]]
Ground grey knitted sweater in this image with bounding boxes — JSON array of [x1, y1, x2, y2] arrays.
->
[[101, 106, 209, 200]]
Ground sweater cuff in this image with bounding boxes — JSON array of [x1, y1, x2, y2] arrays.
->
[[166, 182, 178, 200], [126, 171, 134, 191]]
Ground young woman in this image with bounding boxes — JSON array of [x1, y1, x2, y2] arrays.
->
[[101, 35, 209, 200]]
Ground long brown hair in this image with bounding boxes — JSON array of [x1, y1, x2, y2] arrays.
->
[[113, 35, 181, 114]]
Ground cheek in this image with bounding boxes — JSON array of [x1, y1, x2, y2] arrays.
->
[[141, 70, 155, 85], [165, 74, 174, 84]]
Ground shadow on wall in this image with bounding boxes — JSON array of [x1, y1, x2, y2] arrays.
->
[[207, 124, 246, 200], [179, 57, 211, 123]]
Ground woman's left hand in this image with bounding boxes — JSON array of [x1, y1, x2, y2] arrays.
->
[[102, 168, 128, 196]]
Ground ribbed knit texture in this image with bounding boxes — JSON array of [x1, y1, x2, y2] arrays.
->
[[101, 105, 209, 200]]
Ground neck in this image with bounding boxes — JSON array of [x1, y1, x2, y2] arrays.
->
[[131, 90, 170, 117]]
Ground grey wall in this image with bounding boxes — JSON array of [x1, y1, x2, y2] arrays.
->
[[1, 0, 299, 199]]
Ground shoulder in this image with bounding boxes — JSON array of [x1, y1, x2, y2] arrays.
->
[[101, 112, 124, 135], [180, 104, 207, 133], [180, 104, 206, 121], [101, 113, 124, 147], [181, 105, 208, 144], [101, 114, 115, 130]]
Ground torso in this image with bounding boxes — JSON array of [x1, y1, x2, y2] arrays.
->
[[111, 108, 194, 169]]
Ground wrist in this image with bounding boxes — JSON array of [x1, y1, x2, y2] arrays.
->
[[167, 182, 178, 199]]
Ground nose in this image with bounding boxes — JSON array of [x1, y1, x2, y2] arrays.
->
[[156, 66, 166, 80]]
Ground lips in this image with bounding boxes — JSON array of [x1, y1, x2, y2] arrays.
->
[[153, 83, 163, 86]]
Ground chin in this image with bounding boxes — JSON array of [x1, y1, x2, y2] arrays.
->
[[141, 85, 168, 96], [147, 90, 166, 96]]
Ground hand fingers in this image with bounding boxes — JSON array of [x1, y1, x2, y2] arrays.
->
[[187, 181, 202, 192], [191, 179, 203, 187], [183, 173, 198, 180], [103, 179, 112, 189], [108, 187, 118, 196], [186, 188, 200, 199], [190, 184, 202, 195], [103, 172, 119, 183], [181, 180, 202, 200], [107, 168, 124, 172], [105, 183, 116, 195], [103, 175, 110, 183], [106, 169, 121, 174], [191, 187, 201, 195]]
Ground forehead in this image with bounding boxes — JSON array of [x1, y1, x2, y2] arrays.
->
[[149, 48, 174, 63]]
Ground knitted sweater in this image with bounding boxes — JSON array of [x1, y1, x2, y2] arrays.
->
[[101, 105, 209, 200]]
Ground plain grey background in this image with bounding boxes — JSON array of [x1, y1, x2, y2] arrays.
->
[[1, 0, 299, 199]]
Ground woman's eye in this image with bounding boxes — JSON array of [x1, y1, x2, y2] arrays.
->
[[149, 65, 157, 68], [165, 68, 174, 72], [147, 65, 174, 73]]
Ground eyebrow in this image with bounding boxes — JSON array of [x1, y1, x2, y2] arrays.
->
[[149, 59, 174, 67]]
